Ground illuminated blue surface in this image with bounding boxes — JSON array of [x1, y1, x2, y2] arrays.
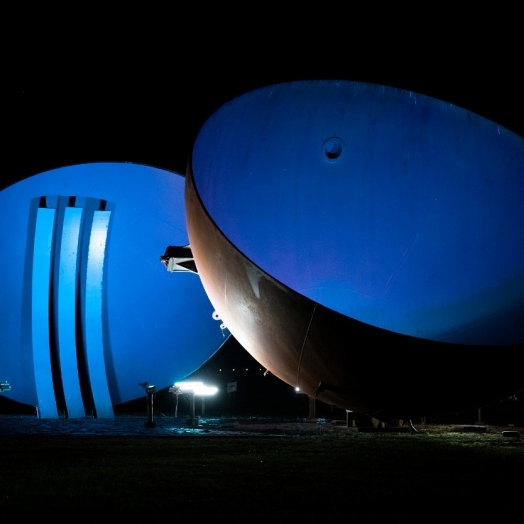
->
[[0, 163, 227, 410], [31, 208, 59, 418], [57, 206, 85, 418], [192, 80, 524, 345], [83, 209, 113, 418]]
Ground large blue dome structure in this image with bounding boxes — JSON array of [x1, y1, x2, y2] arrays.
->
[[186, 80, 524, 420], [0, 163, 227, 418]]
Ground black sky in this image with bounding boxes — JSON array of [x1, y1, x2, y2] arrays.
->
[[5, 22, 523, 190]]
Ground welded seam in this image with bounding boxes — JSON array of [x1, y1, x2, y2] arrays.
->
[[296, 303, 317, 389]]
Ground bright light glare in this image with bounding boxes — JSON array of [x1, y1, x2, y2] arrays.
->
[[174, 381, 218, 396], [175, 381, 203, 389], [295, 387, 300, 392]]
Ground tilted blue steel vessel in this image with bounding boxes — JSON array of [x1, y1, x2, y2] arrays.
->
[[186, 80, 524, 419]]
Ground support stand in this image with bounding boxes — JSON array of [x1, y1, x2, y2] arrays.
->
[[139, 382, 157, 428], [308, 396, 316, 419], [188, 392, 199, 427]]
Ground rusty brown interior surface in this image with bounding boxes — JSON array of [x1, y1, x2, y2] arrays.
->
[[185, 165, 523, 420]]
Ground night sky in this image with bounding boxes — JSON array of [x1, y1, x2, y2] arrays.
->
[[6, 24, 523, 190], [4, 22, 523, 389]]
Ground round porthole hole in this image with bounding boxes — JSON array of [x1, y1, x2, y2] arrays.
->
[[322, 137, 344, 162]]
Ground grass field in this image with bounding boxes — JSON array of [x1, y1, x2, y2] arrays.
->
[[1, 424, 523, 517]]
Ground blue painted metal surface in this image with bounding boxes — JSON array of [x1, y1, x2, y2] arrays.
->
[[83, 209, 114, 418], [31, 208, 59, 418], [57, 206, 85, 418], [0, 163, 227, 414], [192, 80, 524, 346]]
